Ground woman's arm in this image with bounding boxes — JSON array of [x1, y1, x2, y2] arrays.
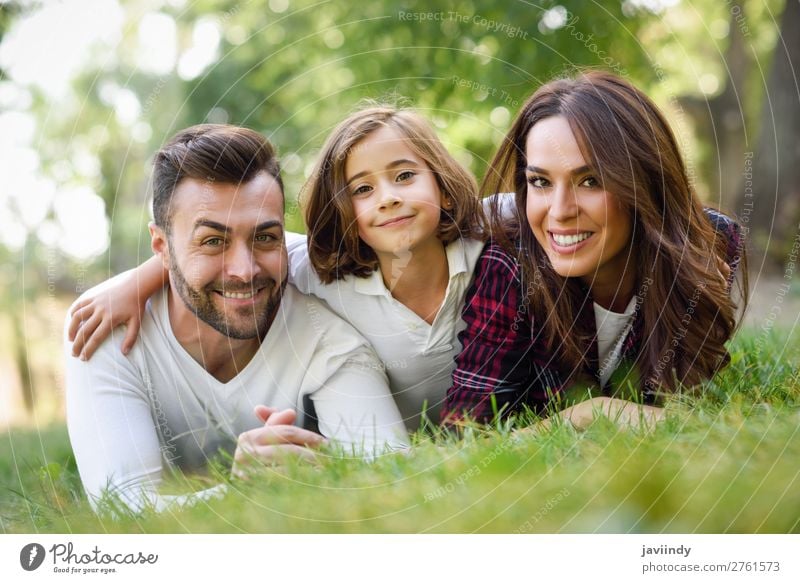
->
[[528, 396, 665, 433], [68, 255, 167, 360]]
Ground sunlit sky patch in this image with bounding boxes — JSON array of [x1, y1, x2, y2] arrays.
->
[[0, 0, 220, 260], [0, 0, 124, 98]]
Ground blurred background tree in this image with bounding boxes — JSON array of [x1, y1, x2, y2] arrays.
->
[[0, 0, 794, 425]]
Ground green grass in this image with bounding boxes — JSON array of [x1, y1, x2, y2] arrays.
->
[[3, 329, 799, 533]]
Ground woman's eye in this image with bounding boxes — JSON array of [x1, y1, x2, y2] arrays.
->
[[527, 175, 548, 188], [580, 176, 600, 188], [396, 170, 415, 182]]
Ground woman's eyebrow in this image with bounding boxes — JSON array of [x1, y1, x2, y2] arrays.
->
[[525, 164, 592, 175]]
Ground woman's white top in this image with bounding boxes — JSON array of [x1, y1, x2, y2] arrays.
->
[[287, 233, 484, 430], [593, 296, 637, 387]]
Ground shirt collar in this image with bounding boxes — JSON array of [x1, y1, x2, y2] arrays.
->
[[353, 269, 390, 297], [444, 237, 469, 278], [352, 238, 470, 296]]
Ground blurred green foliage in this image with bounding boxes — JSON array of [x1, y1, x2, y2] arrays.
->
[[2, 0, 785, 276]]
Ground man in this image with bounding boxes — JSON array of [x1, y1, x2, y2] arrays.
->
[[64, 124, 408, 513]]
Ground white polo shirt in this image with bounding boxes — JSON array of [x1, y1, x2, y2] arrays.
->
[[287, 233, 485, 430], [65, 283, 408, 513]]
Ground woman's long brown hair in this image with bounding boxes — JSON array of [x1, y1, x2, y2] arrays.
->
[[484, 70, 748, 394]]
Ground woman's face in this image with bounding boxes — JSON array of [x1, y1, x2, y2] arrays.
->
[[524, 115, 634, 289]]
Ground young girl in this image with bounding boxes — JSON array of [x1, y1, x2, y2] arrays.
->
[[442, 70, 747, 426], [69, 105, 487, 431]]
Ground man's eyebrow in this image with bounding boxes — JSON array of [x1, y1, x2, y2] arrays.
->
[[192, 220, 283, 234], [525, 164, 592, 175], [254, 220, 283, 232], [192, 220, 228, 234], [346, 158, 420, 186]]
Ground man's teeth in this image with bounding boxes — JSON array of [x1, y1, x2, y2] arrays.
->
[[222, 290, 255, 299], [552, 232, 592, 246]]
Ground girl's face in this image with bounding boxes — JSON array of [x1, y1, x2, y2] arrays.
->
[[524, 115, 633, 288], [345, 125, 445, 259]]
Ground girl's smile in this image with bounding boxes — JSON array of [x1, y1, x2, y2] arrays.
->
[[377, 214, 415, 228]]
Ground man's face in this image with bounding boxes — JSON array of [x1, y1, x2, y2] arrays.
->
[[153, 171, 287, 340]]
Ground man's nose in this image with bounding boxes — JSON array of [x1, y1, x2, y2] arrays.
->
[[223, 242, 261, 282]]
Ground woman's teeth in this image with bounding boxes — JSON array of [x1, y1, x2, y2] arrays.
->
[[552, 232, 592, 246]]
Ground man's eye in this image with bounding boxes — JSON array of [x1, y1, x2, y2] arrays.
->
[[204, 237, 224, 247], [255, 233, 278, 243], [396, 170, 415, 182], [527, 175, 548, 188]]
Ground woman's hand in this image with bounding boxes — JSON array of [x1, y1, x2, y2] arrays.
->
[[522, 396, 665, 435]]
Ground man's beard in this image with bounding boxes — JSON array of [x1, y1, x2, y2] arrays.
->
[[170, 256, 286, 340]]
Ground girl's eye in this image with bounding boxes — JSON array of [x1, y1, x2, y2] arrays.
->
[[396, 170, 415, 182], [352, 184, 372, 196], [580, 176, 600, 188], [527, 175, 549, 188]]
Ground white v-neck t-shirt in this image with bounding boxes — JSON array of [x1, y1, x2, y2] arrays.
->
[[65, 284, 408, 512], [287, 233, 484, 430], [594, 296, 637, 387]]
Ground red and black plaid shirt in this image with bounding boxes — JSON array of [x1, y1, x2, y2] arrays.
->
[[442, 208, 744, 424]]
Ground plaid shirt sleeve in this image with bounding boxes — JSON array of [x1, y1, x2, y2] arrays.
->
[[703, 207, 744, 277], [441, 243, 562, 425]]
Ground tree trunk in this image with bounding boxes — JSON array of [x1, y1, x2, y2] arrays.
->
[[678, 2, 751, 215], [10, 307, 34, 413], [742, 0, 800, 267]]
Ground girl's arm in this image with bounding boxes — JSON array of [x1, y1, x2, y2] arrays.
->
[[68, 255, 167, 360]]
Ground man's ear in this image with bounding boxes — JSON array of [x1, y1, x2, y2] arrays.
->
[[149, 222, 170, 270]]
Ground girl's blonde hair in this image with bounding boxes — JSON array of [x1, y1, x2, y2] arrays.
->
[[303, 105, 486, 283]]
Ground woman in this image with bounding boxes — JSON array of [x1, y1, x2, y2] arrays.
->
[[442, 70, 747, 427]]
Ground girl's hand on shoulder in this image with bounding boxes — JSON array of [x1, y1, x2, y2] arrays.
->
[[68, 281, 146, 361]]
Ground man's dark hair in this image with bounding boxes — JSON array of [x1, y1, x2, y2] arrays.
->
[[152, 124, 284, 231]]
